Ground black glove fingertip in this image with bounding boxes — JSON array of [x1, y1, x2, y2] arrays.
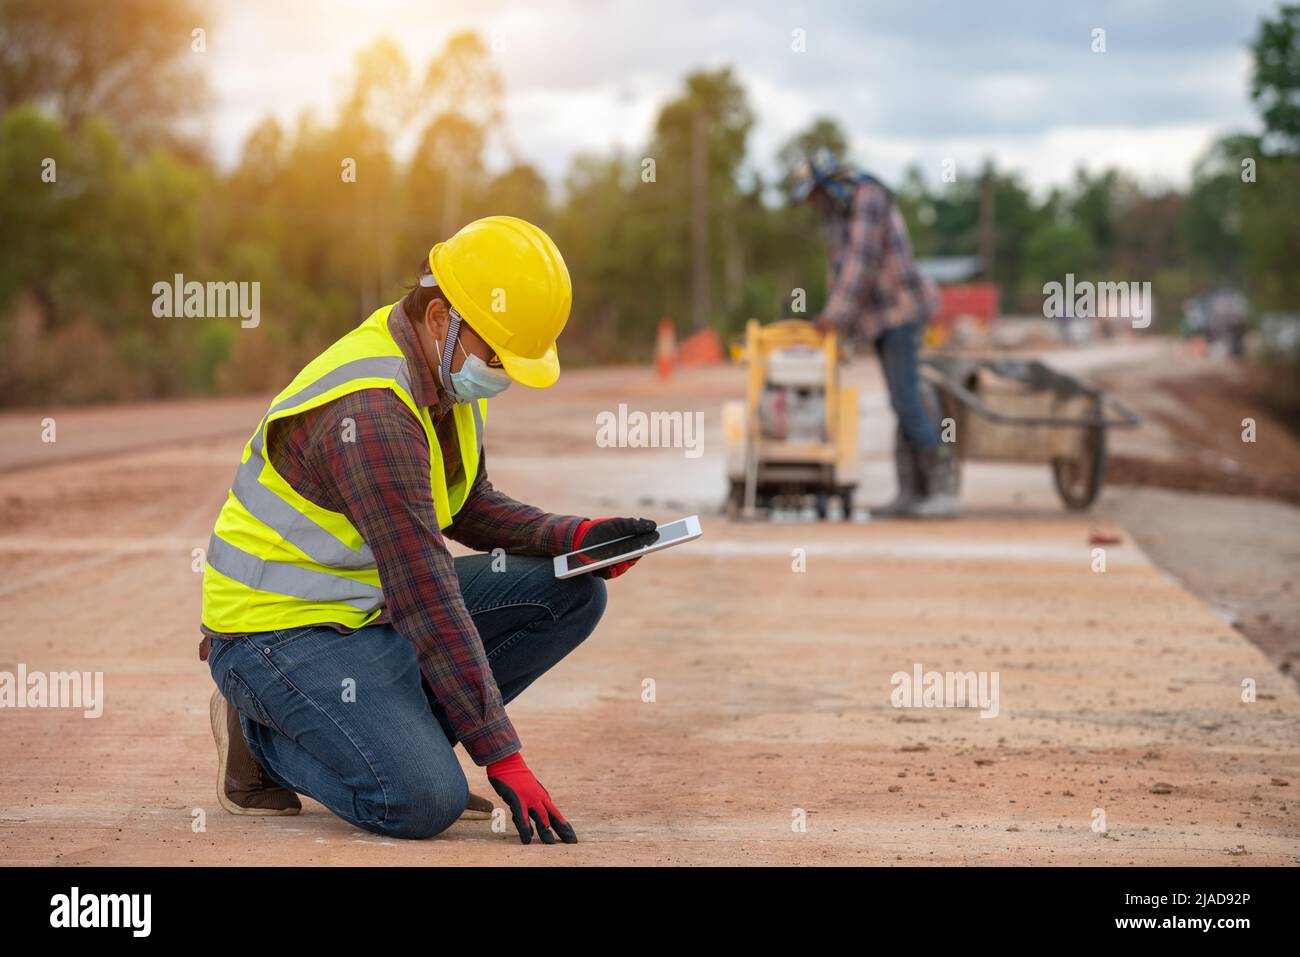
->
[[529, 808, 558, 845], [552, 819, 579, 844]]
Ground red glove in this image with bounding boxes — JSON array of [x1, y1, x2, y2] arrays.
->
[[487, 752, 577, 845], [572, 516, 657, 579]]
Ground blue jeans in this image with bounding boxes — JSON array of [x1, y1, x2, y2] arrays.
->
[[206, 553, 607, 839], [874, 320, 940, 448]]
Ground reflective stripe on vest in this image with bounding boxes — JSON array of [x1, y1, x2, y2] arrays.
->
[[200, 302, 486, 633], [206, 536, 383, 610], [229, 448, 376, 571]]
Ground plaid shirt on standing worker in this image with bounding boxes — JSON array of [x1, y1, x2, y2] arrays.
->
[[819, 177, 939, 342], [201, 298, 585, 765]]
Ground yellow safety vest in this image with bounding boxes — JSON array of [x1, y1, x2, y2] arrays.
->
[[201, 302, 487, 634]]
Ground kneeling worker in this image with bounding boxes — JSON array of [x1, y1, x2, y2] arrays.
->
[[199, 216, 654, 845]]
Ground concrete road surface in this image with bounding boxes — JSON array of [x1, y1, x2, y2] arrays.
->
[[1, 352, 1297, 864]]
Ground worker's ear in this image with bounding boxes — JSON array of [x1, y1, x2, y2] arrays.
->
[[421, 297, 450, 338]]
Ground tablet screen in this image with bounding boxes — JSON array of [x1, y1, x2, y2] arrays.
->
[[561, 518, 694, 573]]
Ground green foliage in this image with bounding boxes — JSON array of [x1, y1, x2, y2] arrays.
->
[[0, 105, 212, 403], [1241, 154, 1300, 310], [0, 0, 207, 152], [1251, 3, 1300, 154], [1242, 5, 1300, 312], [775, 116, 849, 199], [1023, 223, 1095, 292], [0, 9, 1295, 405]]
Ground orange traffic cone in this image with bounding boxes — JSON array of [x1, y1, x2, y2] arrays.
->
[[678, 327, 725, 365], [655, 317, 677, 379]]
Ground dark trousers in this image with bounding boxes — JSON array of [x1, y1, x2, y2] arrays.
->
[[874, 320, 941, 448]]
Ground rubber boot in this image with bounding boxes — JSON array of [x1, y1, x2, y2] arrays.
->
[[871, 428, 922, 518], [909, 445, 961, 518]]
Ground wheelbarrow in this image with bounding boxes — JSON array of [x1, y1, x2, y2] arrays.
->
[[919, 357, 1141, 510]]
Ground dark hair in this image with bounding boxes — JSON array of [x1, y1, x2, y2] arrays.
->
[[402, 258, 449, 322]]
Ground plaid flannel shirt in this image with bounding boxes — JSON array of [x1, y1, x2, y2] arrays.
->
[[204, 299, 585, 765], [820, 178, 939, 342]]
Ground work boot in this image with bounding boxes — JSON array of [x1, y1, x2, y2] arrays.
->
[[209, 689, 302, 816], [871, 428, 922, 518], [909, 445, 961, 519], [461, 791, 494, 821]]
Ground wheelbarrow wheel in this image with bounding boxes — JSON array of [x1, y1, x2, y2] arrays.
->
[[1052, 424, 1107, 510]]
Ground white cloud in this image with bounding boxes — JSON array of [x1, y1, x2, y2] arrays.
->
[[198, 0, 1275, 194]]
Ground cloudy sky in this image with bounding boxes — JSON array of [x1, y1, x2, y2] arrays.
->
[[198, 0, 1275, 195]]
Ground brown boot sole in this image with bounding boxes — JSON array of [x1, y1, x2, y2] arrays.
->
[[460, 791, 494, 821], [210, 689, 301, 816]]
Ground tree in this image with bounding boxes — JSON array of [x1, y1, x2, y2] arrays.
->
[[1181, 134, 1251, 279], [474, 163, 551, 226], [776, 116, 850, 195], [0, 0, 207, 151], [648, 68, 755, 330], [1070, 167, 1122, 259], [1023, 223, 1095, 297], [1251, 3, 1300, 155], [414, 31, 504, 237], [892, 164, 942, 258], [342, 36, 415, 142], [1242, 5, 1300, 309]]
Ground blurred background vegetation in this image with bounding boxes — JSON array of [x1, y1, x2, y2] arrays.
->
[[0, 0, 1296, 406]]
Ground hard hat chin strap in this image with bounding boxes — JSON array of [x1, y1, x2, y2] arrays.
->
[[421, 273, 463, 393], [437, 309, 463, 392]]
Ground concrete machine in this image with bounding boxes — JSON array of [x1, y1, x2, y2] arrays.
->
[[723, 319, 859, 520]]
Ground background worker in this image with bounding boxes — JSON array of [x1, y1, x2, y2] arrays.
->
[[793, 149, 960, 519], [200, 215, 654, 845]]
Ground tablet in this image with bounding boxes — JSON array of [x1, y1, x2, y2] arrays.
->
[[553, 515, 703, 579]]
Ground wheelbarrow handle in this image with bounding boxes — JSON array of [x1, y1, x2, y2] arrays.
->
[[924, 372, 1142, 429], [1097, 394, 1142, 428]]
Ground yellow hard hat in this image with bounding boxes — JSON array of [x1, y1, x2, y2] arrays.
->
[[428, 216, 572, 388]]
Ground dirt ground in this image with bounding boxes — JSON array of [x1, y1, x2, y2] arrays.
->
[[1, 343, 1298, 865], [1088, 350, 1300, 683], [1095, 356, 1300, 506]]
